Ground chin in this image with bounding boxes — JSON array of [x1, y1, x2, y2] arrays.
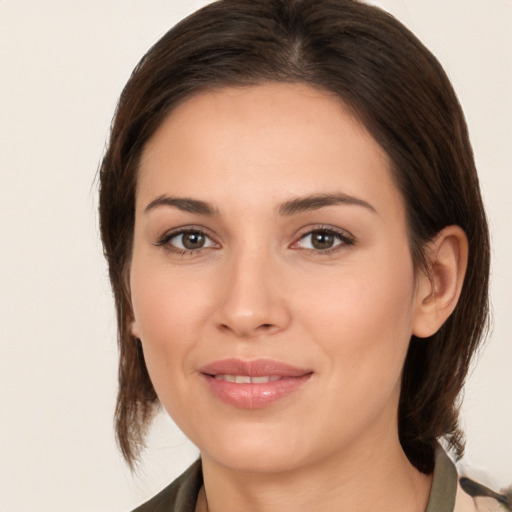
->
[[205, 444, 303, 474], [193, 420, 310, 474]]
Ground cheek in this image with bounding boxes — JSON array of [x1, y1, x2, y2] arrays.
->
[[129, 265, 210, 418], [129, 254, 227, 402], [296, 248, 416, 382], [286, 251, 417, 447], [131, 227, 218, 329]]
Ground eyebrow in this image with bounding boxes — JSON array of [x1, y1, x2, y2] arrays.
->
[[144, 195, 219, 215], [144, 192, 377, 216], [278, 193, 377, 216]]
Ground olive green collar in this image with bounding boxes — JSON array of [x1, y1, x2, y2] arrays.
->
[[425, 446, 458, 512], [133, 448, 459, 512]]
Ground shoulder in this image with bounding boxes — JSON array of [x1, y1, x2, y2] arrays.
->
[[431, 446, 510, 512], [455, 480, 492, 512], [455, 480, 510, 512], [131, 459, 203, 512], [454, 468, 511, 512]]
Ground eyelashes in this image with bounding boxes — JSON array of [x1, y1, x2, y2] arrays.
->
[[293, 227, 354, 253], [154, 228, 218, 255], [155, 225, 355, 256]]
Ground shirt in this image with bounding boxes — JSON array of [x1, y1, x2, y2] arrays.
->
[[131, 447, 504, 512]]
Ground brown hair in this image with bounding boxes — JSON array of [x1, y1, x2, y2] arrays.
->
[[99, 0, 490, 473]]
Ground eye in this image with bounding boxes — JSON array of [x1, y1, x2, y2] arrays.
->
[[295, 228, 353, 252], [156, 229, 217, 253]]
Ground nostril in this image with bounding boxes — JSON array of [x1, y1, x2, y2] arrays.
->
[[218, 321, 278, 337], [256, 323, 279, 334]]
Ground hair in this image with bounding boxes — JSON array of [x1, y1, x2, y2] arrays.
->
[[99, 0, 490, 473]]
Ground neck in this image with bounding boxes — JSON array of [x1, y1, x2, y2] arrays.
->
[[199, 434, 432, 512]]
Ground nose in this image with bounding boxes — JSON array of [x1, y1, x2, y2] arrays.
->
[[213, 246, 292, 338]]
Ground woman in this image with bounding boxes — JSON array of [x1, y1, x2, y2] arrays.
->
[[98, 1, 507, 510]]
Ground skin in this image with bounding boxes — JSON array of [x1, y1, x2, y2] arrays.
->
[[130, 83, 467, 512]]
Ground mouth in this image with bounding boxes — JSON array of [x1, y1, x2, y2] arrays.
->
[[198, 358, 313, 409], [213, 374, 282, 383]]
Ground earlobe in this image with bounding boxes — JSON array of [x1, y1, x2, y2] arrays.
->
[[130, 319, 141, 339], [412, 226, 468, 338]]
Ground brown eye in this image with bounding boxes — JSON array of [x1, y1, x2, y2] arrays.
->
[[296, 228, 353, 252], [310, 231, 336, 250], [181, 232, 206, 250], [161, 230, 216, 252]]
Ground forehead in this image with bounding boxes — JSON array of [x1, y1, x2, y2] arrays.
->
[[137, 83, 403, 220]]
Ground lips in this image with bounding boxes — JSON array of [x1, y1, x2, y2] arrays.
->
[[198, 358, 313, 409]]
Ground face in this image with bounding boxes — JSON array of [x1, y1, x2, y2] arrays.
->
[[130, 83, 427, 474]]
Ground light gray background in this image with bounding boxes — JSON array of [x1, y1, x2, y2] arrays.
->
[[0, 1, 510, 511]]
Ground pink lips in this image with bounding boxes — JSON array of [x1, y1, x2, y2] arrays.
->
[[198, 358, 312, 409]]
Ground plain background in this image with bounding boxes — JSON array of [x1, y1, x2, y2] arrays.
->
[[0, 1, 510, 511]]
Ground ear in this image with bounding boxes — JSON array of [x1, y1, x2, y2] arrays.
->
[[412, 225, 468, 338], [130, 319, 141, 339]]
